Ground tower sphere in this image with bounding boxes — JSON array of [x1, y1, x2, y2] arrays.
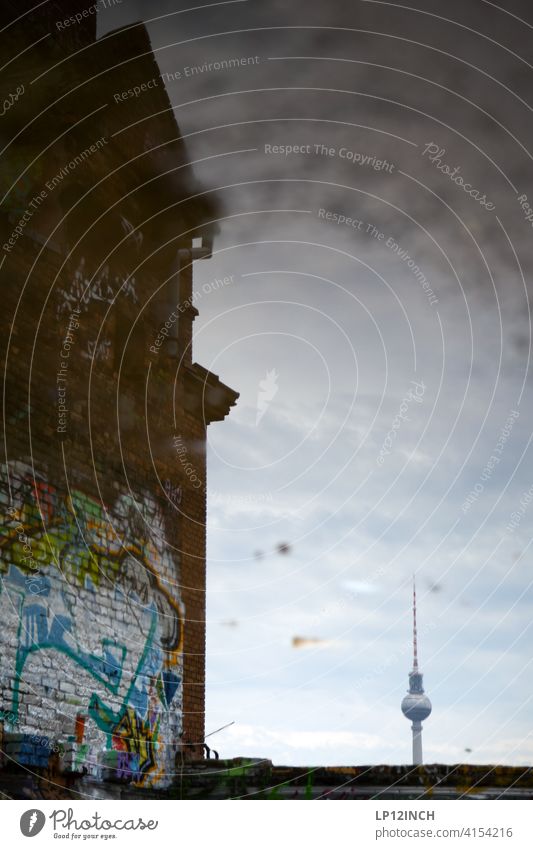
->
[[401, 691, 432, 723]]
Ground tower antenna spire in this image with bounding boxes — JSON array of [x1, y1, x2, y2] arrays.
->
[[413, 574, 418, 671]]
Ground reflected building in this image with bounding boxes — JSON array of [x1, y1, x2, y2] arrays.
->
[[401, 578, 432, 765]]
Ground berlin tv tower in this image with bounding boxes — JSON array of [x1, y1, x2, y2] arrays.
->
[[401, 577, 432, 765]]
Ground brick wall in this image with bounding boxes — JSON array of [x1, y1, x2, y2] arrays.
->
[[0, 8, 237, 793]]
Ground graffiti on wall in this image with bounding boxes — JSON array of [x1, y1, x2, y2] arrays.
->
[[56, 257, 138, 318], [0, 462, 184, 786], [82, 338, 112, 362]]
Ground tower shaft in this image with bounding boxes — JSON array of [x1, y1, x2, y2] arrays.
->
[[412, 721, 423, 765], [413, 577, 418, 671]]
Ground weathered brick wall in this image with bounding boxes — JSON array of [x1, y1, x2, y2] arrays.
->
[[0, 237, 235, 791], [0, 9, 237, 793], [1, 251, 194, 787], [180, 414, 208, 763]]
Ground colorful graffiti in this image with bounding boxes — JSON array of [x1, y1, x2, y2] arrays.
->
[[0, 462, 184, 787]]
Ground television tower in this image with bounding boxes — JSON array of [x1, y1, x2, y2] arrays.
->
[[401, 577, 432, 765]]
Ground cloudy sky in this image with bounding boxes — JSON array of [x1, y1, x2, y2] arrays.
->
[[101, 0, 533, 766]]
